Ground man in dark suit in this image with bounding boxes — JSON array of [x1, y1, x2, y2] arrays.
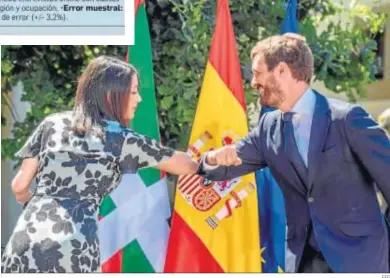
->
[[197, 33, 390, 273], [378, 109, 390, 225]]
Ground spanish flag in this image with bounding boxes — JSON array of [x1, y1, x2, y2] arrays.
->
[[164, 0, 261, 272]]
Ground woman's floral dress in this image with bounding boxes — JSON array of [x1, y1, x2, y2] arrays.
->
[[1, 112, 174, 273]]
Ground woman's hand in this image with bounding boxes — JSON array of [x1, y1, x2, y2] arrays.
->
[[155, 151, 198, 175], [12, 157, 38, 204]]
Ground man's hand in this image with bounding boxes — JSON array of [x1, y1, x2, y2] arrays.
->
[[206, 145, 242, 166]]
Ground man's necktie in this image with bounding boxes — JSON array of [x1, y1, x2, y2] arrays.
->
[[283, 112, 308, 187]]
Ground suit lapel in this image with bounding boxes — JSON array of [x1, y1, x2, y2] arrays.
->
[[307, 92, 331, 192], [271, 113, 307, 197]]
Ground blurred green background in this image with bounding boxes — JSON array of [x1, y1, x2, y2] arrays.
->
[[1, 0, 388, 158]]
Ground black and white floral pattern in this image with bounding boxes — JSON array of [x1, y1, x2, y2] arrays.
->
[[1, 112, 174, 273]]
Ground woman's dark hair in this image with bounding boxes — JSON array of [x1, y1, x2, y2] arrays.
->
[[72, 55, 138, 136]]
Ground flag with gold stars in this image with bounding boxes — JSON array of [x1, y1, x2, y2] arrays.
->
[[256, 0, 298, 272]]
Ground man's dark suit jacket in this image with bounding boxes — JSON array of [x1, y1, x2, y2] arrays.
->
[[198, 91, 390, 272]]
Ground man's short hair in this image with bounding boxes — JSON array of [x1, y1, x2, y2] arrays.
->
[[250, 33, 314, 83]]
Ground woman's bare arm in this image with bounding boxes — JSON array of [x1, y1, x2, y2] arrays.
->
[[12, 157, 38, 204]]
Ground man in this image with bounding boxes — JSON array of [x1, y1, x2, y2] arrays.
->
[[379, 108, 390, 134], [378, 109, 390, 219], [197, 33, 390, 273]]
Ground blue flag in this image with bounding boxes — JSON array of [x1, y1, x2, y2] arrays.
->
[[257, 0, 298, 273], [281, 0, 298, 34]]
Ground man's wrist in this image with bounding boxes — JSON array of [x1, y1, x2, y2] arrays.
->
[[203, 154, 219, 170], [205, 155, 211, 165], [206, 152, 216, 166]]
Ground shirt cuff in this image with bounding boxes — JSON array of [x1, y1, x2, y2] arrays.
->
[[202, 157, 219, 170]]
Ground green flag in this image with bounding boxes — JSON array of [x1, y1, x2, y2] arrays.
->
[[98, 1, 171, 272]]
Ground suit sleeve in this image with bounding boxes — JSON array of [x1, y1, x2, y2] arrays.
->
[[345, 105, 390, 205], [197, 115, 268, 181]]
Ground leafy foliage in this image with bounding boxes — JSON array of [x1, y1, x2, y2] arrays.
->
[[149, 0, 387, 148], [1, 0, 387, 160], [1, 46, 126, 159]]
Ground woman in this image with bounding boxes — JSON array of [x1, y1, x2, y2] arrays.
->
[[1, 56, 198, 273]]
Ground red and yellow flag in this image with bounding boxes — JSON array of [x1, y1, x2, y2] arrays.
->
[[164, 0, 261, 272]]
